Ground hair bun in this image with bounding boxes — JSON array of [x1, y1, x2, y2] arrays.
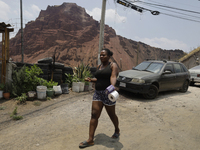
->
[[103, 48, 113, 56]]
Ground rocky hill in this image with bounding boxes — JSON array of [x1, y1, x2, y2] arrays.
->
[[7, 2, 185, 71]]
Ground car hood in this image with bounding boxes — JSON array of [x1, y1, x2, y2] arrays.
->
[[119, 70, 154, 79]]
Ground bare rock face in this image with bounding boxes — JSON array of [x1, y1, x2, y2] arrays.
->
[[8, 2, 185, 70]]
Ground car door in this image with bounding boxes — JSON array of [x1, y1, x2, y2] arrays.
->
[[159, 63, 177, 91], [173, 63, 186, 88]]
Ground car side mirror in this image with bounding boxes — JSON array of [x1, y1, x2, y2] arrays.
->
[[163, 70, 171, 74]]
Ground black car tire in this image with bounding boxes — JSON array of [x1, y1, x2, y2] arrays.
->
[[180, 80, 189, 93], [143, 84, 158, 99]]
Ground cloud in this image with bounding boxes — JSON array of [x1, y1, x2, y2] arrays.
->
[[86, 8, 126, 23], [31, 4, 41, 13], [135, 37, 189, 51], [24, 4, 40, 21], [0, 0, 10, 20]]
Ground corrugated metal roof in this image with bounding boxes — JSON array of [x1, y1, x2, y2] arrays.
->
[[179, 47, 200, 62]]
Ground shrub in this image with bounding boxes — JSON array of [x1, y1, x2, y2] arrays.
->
[[15, 93, 28, 104], [72, 63, 93, 83]]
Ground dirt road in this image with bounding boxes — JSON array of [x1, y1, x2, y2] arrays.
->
[[0, 85, 200, 150]]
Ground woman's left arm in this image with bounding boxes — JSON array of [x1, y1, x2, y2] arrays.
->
[[110, 63, 119, 86]]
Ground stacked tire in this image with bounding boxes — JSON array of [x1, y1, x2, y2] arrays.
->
[[50, 62, 64, 85], [14, 62, 33, 71], [36, 63, 50, 81]]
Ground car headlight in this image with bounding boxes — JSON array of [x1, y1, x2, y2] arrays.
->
[[131, 78, 145, 83]]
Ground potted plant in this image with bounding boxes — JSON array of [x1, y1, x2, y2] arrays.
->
[[46, 88, 55, 97], [3, 83, 11, 99], [0, 83, 5, 99], [84, 81, 89, 91], [65, 73, 73, 88], [72, 63, 93, 92], [72, 75, 80, 92]]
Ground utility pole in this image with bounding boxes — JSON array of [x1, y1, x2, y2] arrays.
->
[[98, 0, 107, 65], [20, 0, 24, 63]]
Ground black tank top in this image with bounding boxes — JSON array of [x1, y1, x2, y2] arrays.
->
[[95, 62, 112, 91]]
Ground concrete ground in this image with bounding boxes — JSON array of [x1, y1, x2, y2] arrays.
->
[[0, 85, 200, 150]]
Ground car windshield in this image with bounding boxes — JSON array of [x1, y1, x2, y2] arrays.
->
[[134, 62, 164, 73]]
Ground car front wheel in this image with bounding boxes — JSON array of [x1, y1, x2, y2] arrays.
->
[[143, 84, 158, 99], [180, 80, 189, 93]]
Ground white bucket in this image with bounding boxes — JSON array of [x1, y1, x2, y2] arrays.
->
[[0, 90, 3, 99], [37, 86, 47, 99], [72, 82, 80, 92], [79, 82, 85, 92], [88, 82, 93, 91], [53, 85, 62, 95]]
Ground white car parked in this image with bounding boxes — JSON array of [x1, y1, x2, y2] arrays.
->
[[189, 65, 200, 86]]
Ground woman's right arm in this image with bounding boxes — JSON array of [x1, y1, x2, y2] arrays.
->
[[85, 77, 97, 82], [85, 65, 99, 82]]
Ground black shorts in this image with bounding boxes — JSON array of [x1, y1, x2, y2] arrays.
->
[[93, 90, 116, 106]]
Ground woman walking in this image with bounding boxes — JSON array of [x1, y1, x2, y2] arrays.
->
[[79, 48, 120, 148]]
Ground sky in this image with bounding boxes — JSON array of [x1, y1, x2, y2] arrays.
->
[[1, 0, 200, 53]]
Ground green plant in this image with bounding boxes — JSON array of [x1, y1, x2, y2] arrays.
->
[[65, 73, 73, 87], [72, 75, 80, 82], [0, 106, 6, 110], [11, 65, 49, 97], [12, 65, 42, 96], [10, 107, 23, 120], [11, 66, 27, 96], [24, 65, 43, 90], [72, 63, 92, 83], [12, 115, 23, 120], [0, 83, 5, 91], [15, 93, 27, 104], [46, 97, 51, 100], [40, 80, 58, 88], [11, 107, 18, 116]]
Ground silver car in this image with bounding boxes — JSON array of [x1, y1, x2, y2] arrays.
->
[[189, 65, 200, 86]]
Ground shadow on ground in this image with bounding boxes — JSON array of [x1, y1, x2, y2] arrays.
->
[[118, 88, 192, 102], [94, 133, 123, 150]]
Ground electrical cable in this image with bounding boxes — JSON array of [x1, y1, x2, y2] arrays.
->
[[135, 2, 200, 20], [136, 0, 200, 14], [124, 0, 200, 23]]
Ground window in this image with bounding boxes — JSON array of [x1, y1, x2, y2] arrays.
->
[[164, 64, 174, 73], [146, 63, 163, 73], [174, 64, 183, 73]]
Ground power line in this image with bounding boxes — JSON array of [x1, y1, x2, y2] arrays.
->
[[136, 1, 200, 14], [136, 2, 200, 20], [116, 0, 160, 15], [124, 0, 200, 23]]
